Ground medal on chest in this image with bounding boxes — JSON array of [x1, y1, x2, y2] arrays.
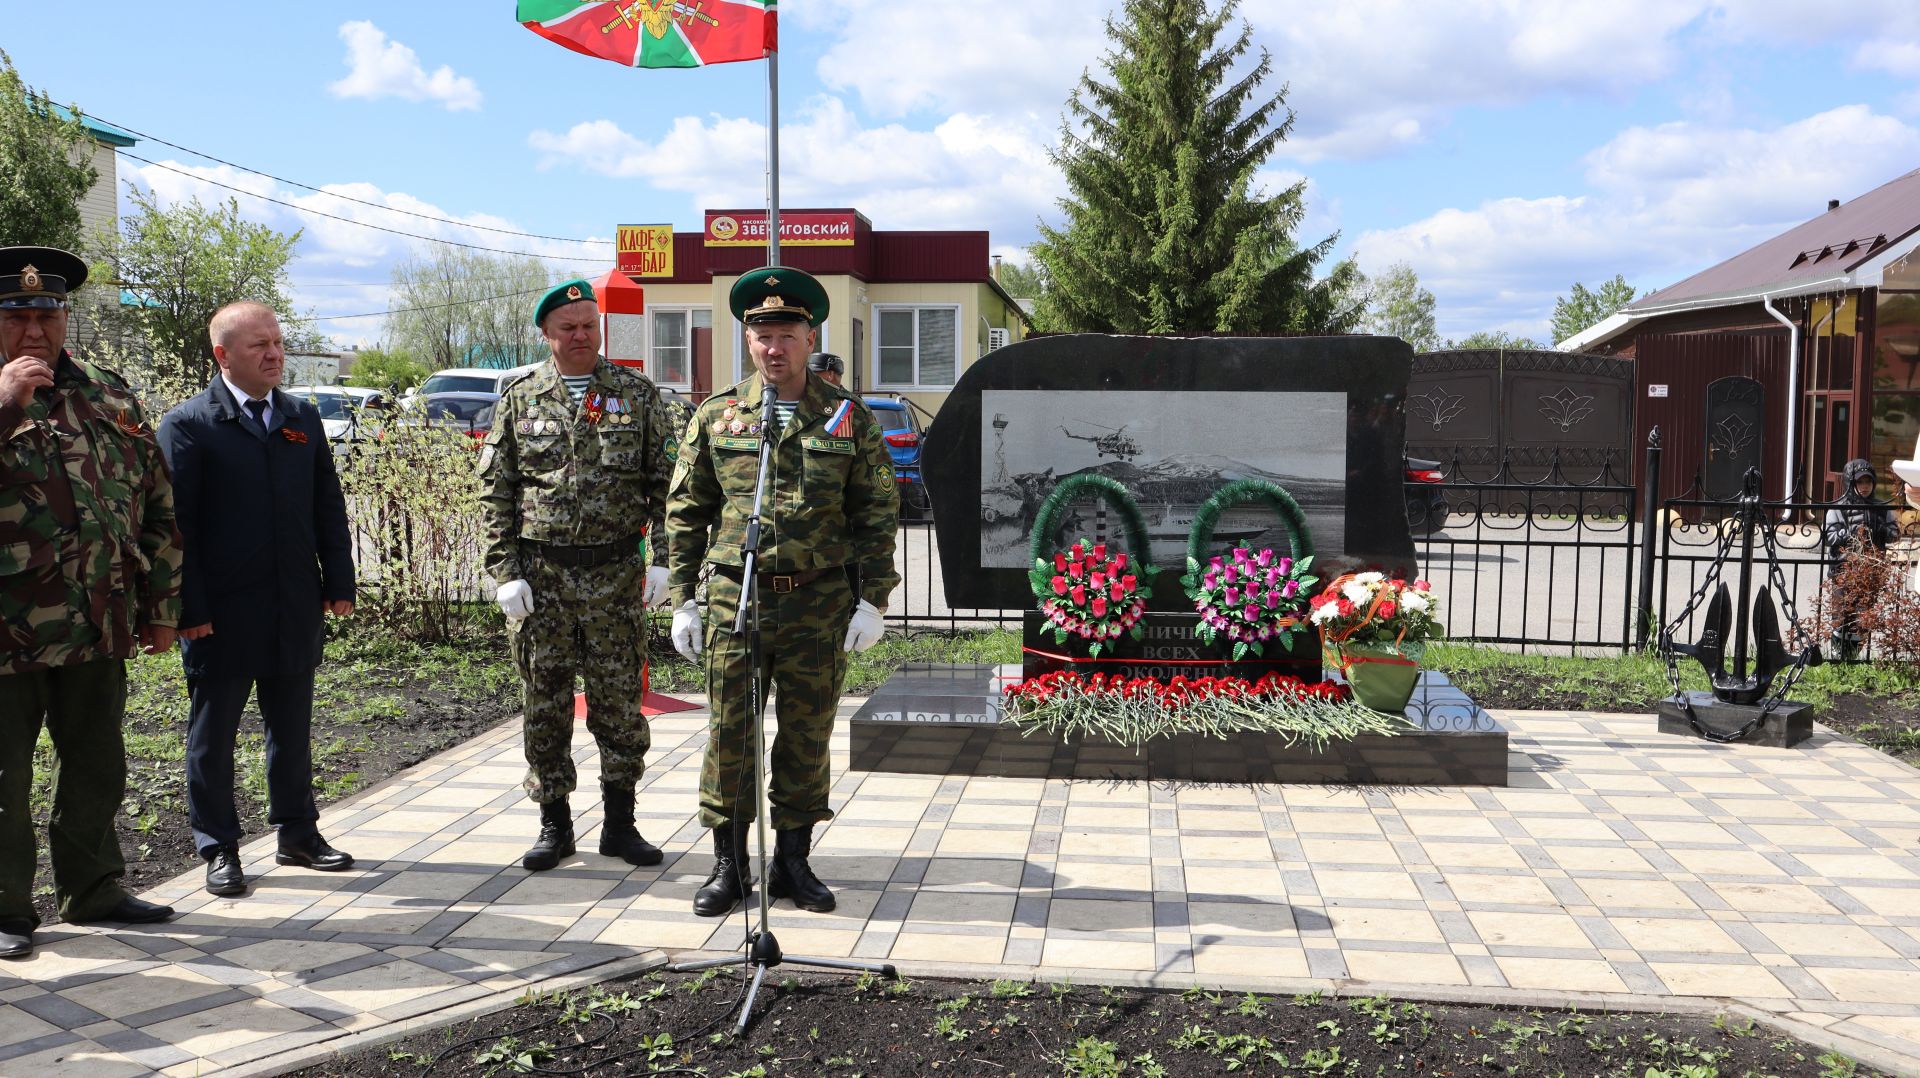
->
[[583, 390, 605, 426]]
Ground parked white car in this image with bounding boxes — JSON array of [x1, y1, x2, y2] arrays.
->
[[399, 364, 541, 408], [282, 385, 394, 446]]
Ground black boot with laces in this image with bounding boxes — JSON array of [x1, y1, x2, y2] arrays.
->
[[522, 798, 575, 872], [768, 825, 835, 912]]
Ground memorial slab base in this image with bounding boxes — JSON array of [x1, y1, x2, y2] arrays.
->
[[849, 664, 1509, 786]]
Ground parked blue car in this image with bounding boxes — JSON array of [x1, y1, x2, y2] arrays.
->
[[863, 395, 932, 519]]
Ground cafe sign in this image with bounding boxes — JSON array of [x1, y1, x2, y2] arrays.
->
[[616, 224, 674, 278]]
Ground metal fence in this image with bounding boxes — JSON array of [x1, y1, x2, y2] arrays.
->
[[887, 433, 1920, 660]]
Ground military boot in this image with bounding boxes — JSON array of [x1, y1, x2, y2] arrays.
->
[[767, 825, 835, 912], [692, 821, 752, 917], [598, 783, 662, 866], [522, 799, 575, 872]]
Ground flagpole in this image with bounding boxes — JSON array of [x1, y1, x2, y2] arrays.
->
[[766, 44, 780, 265]]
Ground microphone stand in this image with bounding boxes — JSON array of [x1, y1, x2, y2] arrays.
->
[[671, 382, 895, 1036]]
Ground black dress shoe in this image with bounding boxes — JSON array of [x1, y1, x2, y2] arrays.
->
[[73, 895, 174, 925], [205, 847, 245, 896], [276, 835, 354, 871], [0, 921, 31, 959]]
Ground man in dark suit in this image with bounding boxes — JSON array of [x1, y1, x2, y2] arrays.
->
[[156, 301, 356, 897]]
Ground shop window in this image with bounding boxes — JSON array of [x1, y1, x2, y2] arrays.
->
[[874, 305, 959, 388]]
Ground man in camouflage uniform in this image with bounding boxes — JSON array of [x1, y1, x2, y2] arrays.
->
[[480, 277, 676, 872], [667, 266, 899, 917], [0, 247, 180, 957]]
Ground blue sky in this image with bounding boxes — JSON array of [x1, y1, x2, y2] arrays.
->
[[12, 1, 1920, 346]]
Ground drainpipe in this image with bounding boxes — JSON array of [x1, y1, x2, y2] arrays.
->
[[1761, 294, 1801, 501]]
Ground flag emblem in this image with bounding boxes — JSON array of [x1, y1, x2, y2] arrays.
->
[[825, 400, 853, 438], [518, 0, 776, 69]]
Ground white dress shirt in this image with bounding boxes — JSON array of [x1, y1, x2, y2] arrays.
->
[[222, 373, 274, 430]]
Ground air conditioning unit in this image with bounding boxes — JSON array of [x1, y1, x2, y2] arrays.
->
[[986, 327, 1010, 352]]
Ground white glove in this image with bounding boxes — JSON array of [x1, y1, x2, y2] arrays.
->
[[843, 599, 885, 653], [496, 579, 533, 621], [642, 565, 671, 608], [671, 600, 703, 661]]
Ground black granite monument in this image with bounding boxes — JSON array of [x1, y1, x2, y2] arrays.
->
[[850, 334, 1509, 786]]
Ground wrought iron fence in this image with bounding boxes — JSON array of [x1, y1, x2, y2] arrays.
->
[[879, 432, 1920, 659], [1407, 449, 1642, 652]]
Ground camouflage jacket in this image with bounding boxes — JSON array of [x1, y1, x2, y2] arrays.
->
[[0, 352, 183, 674], [478, 357, 674, 584], [666, 372, 900, 609]]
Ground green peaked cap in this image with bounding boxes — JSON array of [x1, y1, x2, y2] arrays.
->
[[730, 265, 828, 327], [533, 278, 596, 327]]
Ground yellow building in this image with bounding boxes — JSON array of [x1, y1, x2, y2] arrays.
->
[[606, 208, 1031, 416]]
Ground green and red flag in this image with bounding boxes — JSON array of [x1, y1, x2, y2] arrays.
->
[[518, 0, 775, 69]]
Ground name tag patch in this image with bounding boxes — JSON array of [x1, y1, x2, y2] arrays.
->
[[803, 437, 855, 454], [714, 436, 762, 451]]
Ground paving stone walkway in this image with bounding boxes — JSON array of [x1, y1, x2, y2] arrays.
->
[[4, 701, 1919, 1076]]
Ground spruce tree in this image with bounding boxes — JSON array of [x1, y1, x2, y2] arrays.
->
[[1031, 0, 1361, 335]]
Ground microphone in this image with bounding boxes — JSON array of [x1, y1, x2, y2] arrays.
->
[[761, 382, 778, 416]]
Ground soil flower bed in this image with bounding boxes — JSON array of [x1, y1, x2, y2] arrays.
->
[[289, 968, 1888, 1077]]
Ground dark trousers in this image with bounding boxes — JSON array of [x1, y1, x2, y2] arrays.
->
[[0, 659, 131, 929], [186, 669, 319, 857]]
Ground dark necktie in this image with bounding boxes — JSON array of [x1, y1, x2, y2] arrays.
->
[[244, 398, 268, 431]]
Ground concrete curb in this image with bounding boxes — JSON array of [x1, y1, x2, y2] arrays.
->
[[221, 951, 669, 1078]]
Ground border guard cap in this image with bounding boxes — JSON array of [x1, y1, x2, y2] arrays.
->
[[0, 246, 88, 310], [533, 278, 596, 327], [730, 265, 827, 327]]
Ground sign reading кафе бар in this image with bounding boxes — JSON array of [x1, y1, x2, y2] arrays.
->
[[704, 210, 855, 247], [617, 224, 674, 278]]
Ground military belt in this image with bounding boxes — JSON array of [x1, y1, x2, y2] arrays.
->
[[712, 564, 837, 594], [527, 533, 644, 569]]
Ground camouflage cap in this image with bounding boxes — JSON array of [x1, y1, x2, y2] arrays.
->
[[0, 246, 87, 309], [730, 265, 827, 327], [533, 277, 596, 327]]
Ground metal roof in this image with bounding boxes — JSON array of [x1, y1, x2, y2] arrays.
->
[[1629, 168, 1920, 311]]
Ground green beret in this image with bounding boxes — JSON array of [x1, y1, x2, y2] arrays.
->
[[0, 246, 87, 309], [729, 265, 827, 327], [533, 278, 596, 327]]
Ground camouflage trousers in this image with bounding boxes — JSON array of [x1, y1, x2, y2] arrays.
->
[[509, 552, 652, 804], [699, 566, 853, 830]]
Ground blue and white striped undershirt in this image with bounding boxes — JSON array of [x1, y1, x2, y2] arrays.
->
[[770, 400, 798, 431], [560, 374, 592, 405]]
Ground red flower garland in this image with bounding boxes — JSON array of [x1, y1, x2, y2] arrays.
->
[[1005, 670, 1351, 707]]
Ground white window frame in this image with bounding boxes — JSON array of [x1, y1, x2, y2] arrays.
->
[[646, 306, 710, 391], [871, 303, 962, 390], [730, 315, 829, 385]]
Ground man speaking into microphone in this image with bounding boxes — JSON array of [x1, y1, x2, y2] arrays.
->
[[665, 267, 898, 917]]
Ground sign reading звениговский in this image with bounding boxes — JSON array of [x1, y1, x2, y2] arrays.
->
[[703, 210, 856, 247]]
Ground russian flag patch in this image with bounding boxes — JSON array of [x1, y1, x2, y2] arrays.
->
[[825, 400, 854, 437]]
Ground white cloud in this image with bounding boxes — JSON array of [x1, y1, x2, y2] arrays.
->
[[529, 97, 1063, 239], [796, 0, 1106, 121], [1354, 105, 1920, 339], [1243, 0, 1712, 161], [327, 21, 482, 112], [121, 160, 604, 346]]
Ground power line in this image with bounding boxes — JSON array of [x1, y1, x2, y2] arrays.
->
[[119, 151, 602, 263], [90, 112, 615, 247], [288, 284, 552, 320]]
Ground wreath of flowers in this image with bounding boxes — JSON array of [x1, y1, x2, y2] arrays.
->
[[1029, 539, 1147, 653], [1180, 478, 1318, 659], [1027, 473, 1159, 657]]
